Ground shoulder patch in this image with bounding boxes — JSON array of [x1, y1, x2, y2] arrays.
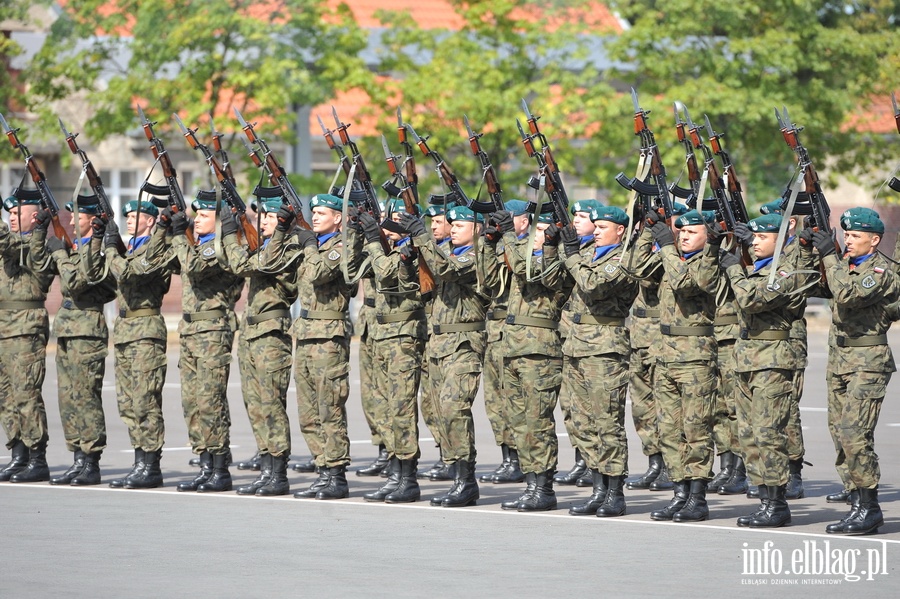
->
[[457, 255, 470, 263], [327, 249, 341, 261], [604, 263, 617, 274], [202, 246, 216, 258], [861, 275, 877, 289], [770, 281, 781, 291], [140, 258, 149, 267]]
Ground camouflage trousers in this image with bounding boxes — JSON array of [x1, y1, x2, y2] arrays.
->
[[827, 370, 890, 491], [295, 337, 350, 468], [426, 343, 482, 464], [628, 346, 659, 457], [0, 334, 49, 449], [56, 336, 108, 454], [712, 341, 740, 455], [371, 336, 423, 460], [237, 331, 292, 458], [565, 353, 629, 475], [358, 332, 382, 448], [419, 339, 439, 448], [179, 330, 233, 455], [787, 368, 806, 461], [655, 360, 717, 481], [557, 354, 578, 456], [735, 368, 793, 487], [114, 338, 167, 452], [504, 354, 562, 474], [484, 337, 514, 448]]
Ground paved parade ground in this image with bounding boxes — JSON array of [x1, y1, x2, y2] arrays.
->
[[3, 327, 900, 597]]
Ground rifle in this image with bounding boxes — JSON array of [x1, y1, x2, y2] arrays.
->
[[209, 115, 235, 184], [173, 114, 259, 251], [396, 108, 419, 202], [137, 105, 195, 244], [58, 118, 127, 254], [317, 113, 352, 177], [381, 135, 434, 294], [0, 112, 72, 246], [462, 115, 504, 214], [406, 123, 473, 212], [890, 92, 900, 193], [669, 102, 702, 207], [234, 107, 311, 230], [331, 107, 385, 223], [518, 100, 571, 227]]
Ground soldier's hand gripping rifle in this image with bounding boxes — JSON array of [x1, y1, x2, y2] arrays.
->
[[0, 112, 73, 246], [406, 123, 473, 210], [234, 107, 311, 230], [137, 105, 195, 244], [669, 102, 702, 207], [889, 92, 900, 194], [463, 115, 505, 214], [58, 118, 127, 254], [519, 100, 571, 227], [173, 114, 259, 251]]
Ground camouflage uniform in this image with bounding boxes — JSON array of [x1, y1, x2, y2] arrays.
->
[[712, 296, 740, 458], [357, 279, 382, 449], [0, 221, 53, 458], [783, 237, 808, 464]]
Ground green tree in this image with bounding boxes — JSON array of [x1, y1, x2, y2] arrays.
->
[[22, 0, 376, 151]]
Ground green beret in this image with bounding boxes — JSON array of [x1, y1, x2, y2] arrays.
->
[[64, 198, 103, 215], [673, 202, 689, 216], [504, 200, 528, 216], [122, 200, 159, 217], [840, 207, 884, 234], [424, 205, 445, 218], [590, 205, 629, 226], [191, 198, 218, 212], [534, 212, 555, 225], [446, 205, 484, 224], [570, 199, 601, 215], [386, 198, 421, 216], [674, 209, 716, 228], [309, 193, 343, 211], [759, 199, 784, 215], [4, 195, 41, 211], [748, 213, 781, 233], [250, 199, 283, 214]]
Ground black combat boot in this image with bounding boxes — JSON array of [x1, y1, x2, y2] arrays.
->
[[364, 457, 401, 502], [110, 448, 145, 489], [648, 465, 674, 491], [517, 471, 556, 512], [0, 439, 29, 482], [71, 452, 102, 486], [707, 451, 735, 492], [294, 466, 329, 498], [11, 441, 50, 483], [785, 459, 805, 499], [569, 470, 608, 516], [291, 456, 316, 473], [316, 466, 349, 500], [575, 470, 593, 487], [429, 461, 455, 482], [178, 451, 212, 492], [237, 450, 263, 471], [442, 459, 479, 508], [749, 484, 791, 528], [197, 452, 232, 493], [843, 487, 883, 535], [554, 449, 587, 485], [650, 480, 690, 521], [737, 486, 769, 527], [127, 449, 164, 489], [493, 447, 525, 483], [673, 479, 709, 522], [385, 458, 421, 504], [418, 446, 446, 479], [825, 490, 861, 534], [257, 454, 290, 496], [188, 456, 201, 467], [718, 456, 748, 495], [48, 450, 85, 485], [237, 452, 272, 495], [826, 488, 852, 503], [626, 453, 663, 490], [502, 473, 538, 510], [596, 475, 626, 517], [479, 445, 509, 482], [356, 444, 389, 477]]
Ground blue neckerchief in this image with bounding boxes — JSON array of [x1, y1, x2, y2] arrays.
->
[[438, 238, 451, 247], [580, 234, 594, 246], [128, 235, 150, 254], [74, 236, 91, 249], [317, 231, 338, 247], [683, 249, 701, 260], [262, 238, 270, 249], [198, 232, 215, 245], [753, 256, 774, 272], [395, 236, 410, 247], [517, 232, 528, 240], [850, 253, 876, 267], [17, 231, 32, 237], [652, 242, 660, 253], [533, 249, 543, 257], [452, 245, 472, 256], [786, 235, 795, 246], [592, 243, 619, 262]]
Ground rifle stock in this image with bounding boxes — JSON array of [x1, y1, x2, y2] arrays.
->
[[519, 101, 571, 227]]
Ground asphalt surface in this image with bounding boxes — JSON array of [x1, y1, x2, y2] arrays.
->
[[3, 327, 900, 597]]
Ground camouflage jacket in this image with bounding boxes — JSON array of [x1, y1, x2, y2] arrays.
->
[[822, 251, 899, 374], [362, 239, 426, 341], [99, 234, 172, 345], [476, 238, 511, 344], [558, 239, 595, 349], [714, 293, 741, 343], [623, 233, 662, 350], [222, 234, 298, 341], [547, 241, 635, 358], [0, 225, 52, 339], [50, 235, 116, 339], [413, 232, 489, 359]]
